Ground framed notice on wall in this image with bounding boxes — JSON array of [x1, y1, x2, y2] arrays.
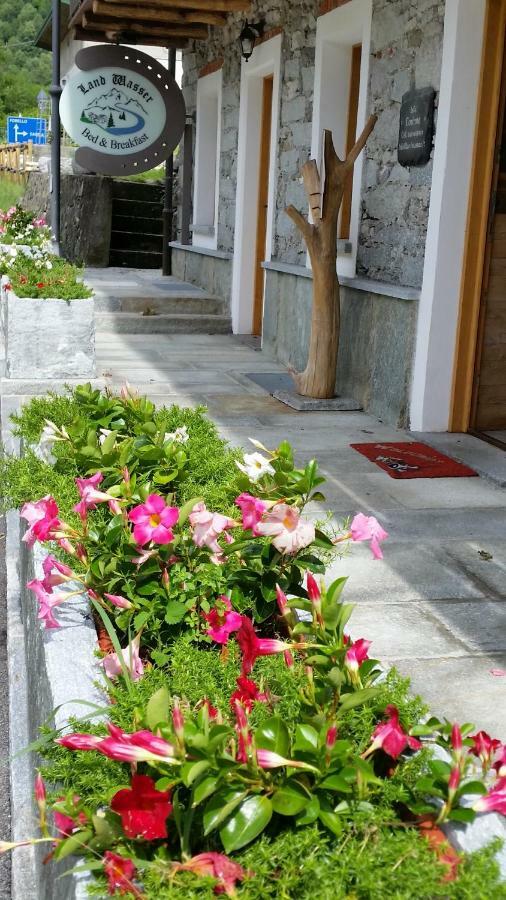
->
[[398, 87, 435, 167], [60, 44, 186, 176]]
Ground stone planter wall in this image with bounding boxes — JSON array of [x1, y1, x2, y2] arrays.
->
[[1, 289, 95, 380]]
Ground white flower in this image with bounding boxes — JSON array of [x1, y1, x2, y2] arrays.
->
[[99, 428, 113, 445], [164, 425, 189, 445], [236, 452, 275, 482], [45, 260, 53, 270]]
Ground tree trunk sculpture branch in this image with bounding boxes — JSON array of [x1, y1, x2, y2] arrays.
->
[[285, 115, 377, 398]]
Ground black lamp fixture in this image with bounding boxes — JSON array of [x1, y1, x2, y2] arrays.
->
[[239, 20, 265, 62]]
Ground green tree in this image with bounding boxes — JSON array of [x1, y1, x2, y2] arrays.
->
[[0, 0, 52, 132]]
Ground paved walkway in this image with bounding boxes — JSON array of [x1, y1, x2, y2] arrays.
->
[[96, 330, 506, 737]]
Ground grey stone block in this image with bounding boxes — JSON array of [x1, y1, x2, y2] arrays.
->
[[4, 294, 95, 380]]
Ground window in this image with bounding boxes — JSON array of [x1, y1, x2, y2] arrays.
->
[[311, 0, 372, 276], [193, 68, 222, 249]]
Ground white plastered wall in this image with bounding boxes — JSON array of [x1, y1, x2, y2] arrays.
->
[[193, 68, 223, 251], [231, 34, 282, 334], [409, 0, 487, 432], [311, 0, 372, 278]]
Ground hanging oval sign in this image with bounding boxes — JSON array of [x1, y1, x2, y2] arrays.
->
[[60, 44, 186, 176]]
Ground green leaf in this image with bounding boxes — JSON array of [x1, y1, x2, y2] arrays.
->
[[456, 781, 487, 799], [193, 775, 220, 808], [145, 687, 169, 731], [220, 795, 273, 853], [296, 795, 320, 826], [203, 790, 246, 835], [272, 784, 309, 816], [100, 431, 117, 455], [448, 807, 477, 824], [293, 724, 319, 753], [338, 687, 379, 713], [54, 829, 93, 861], [254, 716, 290, 757], [319, 773, 353, 793], [165, 602, 188, 625], [318, 809, 343, 837], [182, 760, 210, 787]]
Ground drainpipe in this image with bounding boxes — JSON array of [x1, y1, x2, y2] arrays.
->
[[162, 48, 177, 275], [50, 0, 62, 255]]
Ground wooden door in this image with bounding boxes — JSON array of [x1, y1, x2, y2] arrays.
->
[[252, 75, 274, 336], [472, 43, 506, 430]]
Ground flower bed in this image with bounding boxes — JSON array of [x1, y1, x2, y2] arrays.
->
[[1, 385, 506, 899], [0, 206, 94, 381]]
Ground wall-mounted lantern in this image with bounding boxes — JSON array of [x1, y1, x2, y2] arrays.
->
[[239, 20, 265, 62]]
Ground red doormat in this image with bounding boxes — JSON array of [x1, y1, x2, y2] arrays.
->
[[350, 442, 478, 479]]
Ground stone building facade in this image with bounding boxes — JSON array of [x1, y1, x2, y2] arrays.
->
[[171, 0, 495, 434]]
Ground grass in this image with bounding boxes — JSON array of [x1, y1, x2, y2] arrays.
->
[[0, 176, 25, 210]]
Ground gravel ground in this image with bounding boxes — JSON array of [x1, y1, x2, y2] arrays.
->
[[0, 514, 11, 897]]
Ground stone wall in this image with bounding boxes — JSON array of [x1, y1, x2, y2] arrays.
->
[[22, 173, 113, 267], [263, 268, 418, 427]]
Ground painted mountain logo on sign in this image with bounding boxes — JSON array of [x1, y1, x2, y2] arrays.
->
[[81, 88, 147, 136]]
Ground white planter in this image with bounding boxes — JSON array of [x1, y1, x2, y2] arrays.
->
[[2, 288, 95, 380]]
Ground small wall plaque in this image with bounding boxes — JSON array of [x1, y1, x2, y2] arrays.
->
[[60, 44, 186, 176], [398, 87, 435, 167]]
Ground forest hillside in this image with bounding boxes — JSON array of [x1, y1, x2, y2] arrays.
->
[[0, 0, 52, 128]]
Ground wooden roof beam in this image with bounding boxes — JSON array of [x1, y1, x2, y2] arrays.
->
[[91, 0, 226, 26], [97, 0, 250, 12], [83, 12, 208, 39]]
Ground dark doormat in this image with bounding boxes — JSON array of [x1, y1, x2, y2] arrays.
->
[[351, 441, 478, 479], [245, 373, 362, 411]]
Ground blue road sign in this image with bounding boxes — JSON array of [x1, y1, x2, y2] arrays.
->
[[7, 116, 47, 145]]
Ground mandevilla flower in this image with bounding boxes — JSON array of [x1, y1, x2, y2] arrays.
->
[[345, 639, 372, 673], [57, 733, 103, 751], [164, 425, 189, 444], [104, 593, 133, 611], [469, 731, 502, 769], [27, 579, 67, 629], [111, 774, 172, 840], [235, 616, 293, 674], [34, 773, 46, 814], [230, 675, 268, 712], [350, 513, 388, 560], [204, 596, 242, 645], [256, 749, 317, 772], [172, 852, 250, 897], [275, 584, 290, 617], [102, 635, 144, 682], [235, 493, 267, 534], [20, 496, 61, 547], [103, 851, 137, 896], [236, 452, 275, 482], [474, 777, 506, 816], [306, 572, 321, 604], [364, 705, 422, 760], [494, 746, 506, 778], [128, 494, 179, 546], [100, 725, 177, 764], [256, 503, 315, 555], [189, 502, 236, 559], [41, 554, 73, 591]]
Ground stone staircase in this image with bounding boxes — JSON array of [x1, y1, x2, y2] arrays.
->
[[109, 180, 164, 269], [88, 268, 232, 334]]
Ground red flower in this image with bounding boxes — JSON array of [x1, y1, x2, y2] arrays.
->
[[235, 616, 290, 674], [36, 282, 45, 289], [103, 851, 137, 895], [172, 852, 249, 896], [230, 675, 267, 712], [366, 705, 422, 759], [111, 774, 172, 840], [469, 731, 502, 768]]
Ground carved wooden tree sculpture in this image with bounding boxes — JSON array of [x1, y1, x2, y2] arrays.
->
[[285, 116, 377, 398]]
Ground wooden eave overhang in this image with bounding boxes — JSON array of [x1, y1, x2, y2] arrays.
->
[[68, 0, 251, 49]]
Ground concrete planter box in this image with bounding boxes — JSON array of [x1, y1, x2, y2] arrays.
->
[[1, 287, 95, 380]]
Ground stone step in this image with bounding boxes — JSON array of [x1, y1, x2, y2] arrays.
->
[[95, 311, 232, 334], [110, 230, 163, 253], [94, 291, 227, 315], [112, 179, 164, 202], [112, 198, 162, 219], [109, 248, 162, 269], [112, 213, 164, 235]]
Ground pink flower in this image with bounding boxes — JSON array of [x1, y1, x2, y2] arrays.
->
[[104, 851, 137, 896], [366, 705, 422, 759], [99, 725, 176, 763], [256, 749, 314, 771], [20, 496, 61, 547], [474, 777, 506, 815], [276, 584, 289, 616], [470, 731, 502, 768], [189, 502, 235, 558], [73, 475, 115, 521], [204, 596, 242, 645], [494, 746, 506, 777], [35, 773, 46, 811], [350, 513, 388, 559], [27, 579, 67, 629], [235, 616, 292, 674], [284, 649, 294, 668], [230, 675, 267, 712], [172, 699, 185, 746], [104, 593, 133, 610], [451, 724, 463, 754], [128, 495, 179, 546], [172, 852, 249, 897], [102, 635, 144, 682], [54, 808, 77, 838], [41, 554, 73, 592], [326, 725, 338, 751], [306, 572, 321, 603], [256, 503, 315, 554], [448, 767, 461, 793], [235, 493, 266, 534], [345, 638, 371, 672], [56, 734, 103, 751], [75, 472, 103, 494], [233, 701, 252, 764]]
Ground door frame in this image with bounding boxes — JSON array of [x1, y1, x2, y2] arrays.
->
[[450, 0, 506, 431], [252, 75, 274, 336], [231, 34, 282, 335]]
